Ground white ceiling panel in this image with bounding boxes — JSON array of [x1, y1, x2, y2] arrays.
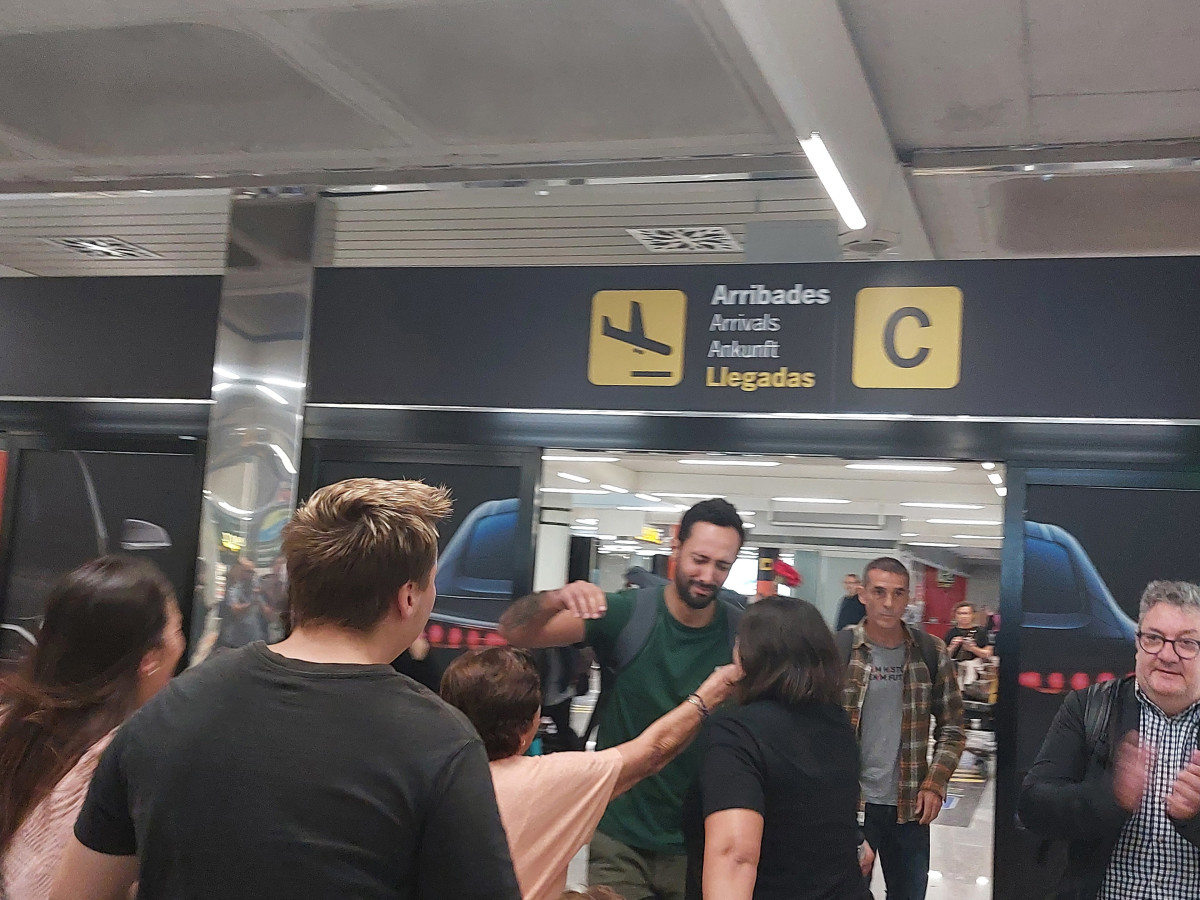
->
[[0, 189, 230, 276], [319, 179, 837, 266]]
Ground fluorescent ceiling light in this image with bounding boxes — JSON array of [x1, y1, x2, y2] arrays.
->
[[600, 484, 629, 493], [772, 497, 851, 504], [678, 459, 780, 468], [596, 534, 617, 540], [996, 487, 1008, 498], [618, 505, 683, 512], [255, 384, 288, 405], [633, 493, 661, 503], [540, 487, 609, 495], [927, 518, 1001, 526], [268, 443, 297, 475], [211, 382, 233, 393], [846, 463, 956, 472], [743, 523, 755, 529], [571, 525, 597, 531], [907, 541, 959, 548], [953, 534, 1002, 540], [987, 472, 1004, 485], [557, 472, 590, 484], [901, 532, 919, 537], [798, 133, 867, 231], [981, 462, 997, 470], [900, 502, 983, 510], [542, 455, 619, 463], [650, 492, 726, 500], [739, 511, 755, 516], [576, 518, 598, 525]]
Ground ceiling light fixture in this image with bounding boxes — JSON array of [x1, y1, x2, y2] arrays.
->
[[600, 483, 629, 493], [981, 462, 997, 470], [900, 502, 984, 510], [952, 534, 1003, 540], [798, 133, 867, 231], [557, 472, 590, 484], [633, 493, 661, 503], [618, 505, 679, 512], [678, 459, 781, 467], [540, 487, 609, 495], [649, 492, 726, 500], [845, 463, 956, 472], [772, 497, 852, 504], [927, 518, 1001, 526], [901, 532, 919, 537], [542, 455, 619, 463], [576, 518, 598, 525], [907, 541, 960, 548], [987, 473, 1004, 485], [996, 487, 1008, 498]]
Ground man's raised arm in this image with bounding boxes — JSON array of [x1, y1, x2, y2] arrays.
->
[[498, 581, 608, 647]]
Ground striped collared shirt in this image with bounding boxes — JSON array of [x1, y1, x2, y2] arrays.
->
[[1099, 686, 1200, 899], [841, 623, 965, 824]]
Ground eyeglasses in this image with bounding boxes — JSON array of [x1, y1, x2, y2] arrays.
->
[[1136, 631, 1200, 660]]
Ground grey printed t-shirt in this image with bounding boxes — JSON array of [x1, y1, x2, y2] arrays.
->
[[859, 641, 906, 806]]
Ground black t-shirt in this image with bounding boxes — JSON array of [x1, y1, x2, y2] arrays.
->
[[75, 643, 520, 900], [684, 700, 868, 900], [944, 625, 990, 662]]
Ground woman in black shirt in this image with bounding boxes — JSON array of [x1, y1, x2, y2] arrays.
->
[[685, 597, 872, 900]]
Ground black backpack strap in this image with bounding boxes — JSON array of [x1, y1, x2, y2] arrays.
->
[[836, 626, 855, 666], [583, 587, 660, 743], [1082, 675, 1129, 762], [912, 628, 942, 683]]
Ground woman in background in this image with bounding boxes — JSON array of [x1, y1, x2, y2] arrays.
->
[[0, 556, 185, 900], [686, 597, 872, 900]]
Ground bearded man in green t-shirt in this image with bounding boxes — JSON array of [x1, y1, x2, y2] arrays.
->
[[499, 498, 745, 900]]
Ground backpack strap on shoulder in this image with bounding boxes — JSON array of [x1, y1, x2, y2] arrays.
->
[[912, 628, 941, 682], [1083, 675, 1130, 760], [583, 587, 660, 743]]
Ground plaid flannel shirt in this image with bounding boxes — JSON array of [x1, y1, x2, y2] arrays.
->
[[842, 622, 965, 824]]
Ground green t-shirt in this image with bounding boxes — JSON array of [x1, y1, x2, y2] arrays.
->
[[585, 586, 733, 854]]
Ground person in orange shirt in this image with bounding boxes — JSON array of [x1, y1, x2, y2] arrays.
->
[[442, 648, 739, 900]]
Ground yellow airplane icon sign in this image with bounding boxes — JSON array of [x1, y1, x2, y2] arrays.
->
[[588, 291, 687, 386]]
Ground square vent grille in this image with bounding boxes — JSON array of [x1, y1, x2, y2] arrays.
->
[[42, 236, 162, 260], [626, 226, 742, 253]]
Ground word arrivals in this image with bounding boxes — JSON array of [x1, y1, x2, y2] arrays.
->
[[706, 366, 816, 392]]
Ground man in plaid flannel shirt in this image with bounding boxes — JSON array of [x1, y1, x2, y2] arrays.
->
[[842, 557, 965, 900]]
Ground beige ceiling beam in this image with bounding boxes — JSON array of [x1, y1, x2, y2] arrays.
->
[[706, 0, 933, 258]]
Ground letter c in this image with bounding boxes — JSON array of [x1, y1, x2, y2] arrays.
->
[[883, 306, 931, 369]]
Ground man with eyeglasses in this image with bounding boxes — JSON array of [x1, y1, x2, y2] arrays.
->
[[1020, 581, 1200, 900]]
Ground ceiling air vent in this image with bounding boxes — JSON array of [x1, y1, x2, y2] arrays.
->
[[42, 236, 161, 260], [627, 227, 742, 253]]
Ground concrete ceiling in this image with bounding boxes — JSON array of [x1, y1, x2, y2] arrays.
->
[[0, 0, 1193, 263]]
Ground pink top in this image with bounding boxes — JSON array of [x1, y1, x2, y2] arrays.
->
[[2, 730, 116, 900], [489, 749, 623, 900]]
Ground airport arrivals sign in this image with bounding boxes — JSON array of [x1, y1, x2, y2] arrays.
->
[[310, 257, 1200, 419]]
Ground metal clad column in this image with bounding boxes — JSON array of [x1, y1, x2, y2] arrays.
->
[[189, 199, 316, 664]]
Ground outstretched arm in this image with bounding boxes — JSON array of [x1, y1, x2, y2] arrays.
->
[[611, 664, 741, 796], [498, 581, 607, 648]]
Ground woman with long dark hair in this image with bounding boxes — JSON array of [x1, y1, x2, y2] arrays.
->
[[685, 597, 873, 900], [0, 556, 184, 899]]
